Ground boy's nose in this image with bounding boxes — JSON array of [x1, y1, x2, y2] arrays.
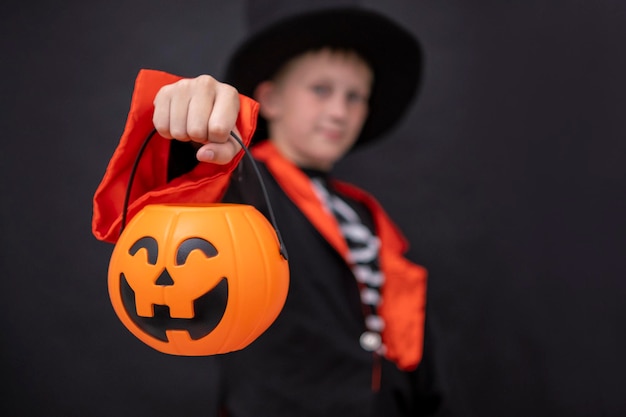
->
[[327, 95, 350, 118]]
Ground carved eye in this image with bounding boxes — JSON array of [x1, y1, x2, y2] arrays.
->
[[129, 237, 158, 265], [176, 238, 218, 265]]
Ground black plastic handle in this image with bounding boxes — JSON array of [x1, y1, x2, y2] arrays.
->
[[120, 128, 288, 261]]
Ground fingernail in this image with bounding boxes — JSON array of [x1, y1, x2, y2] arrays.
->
[[199, 148, 215, 161]]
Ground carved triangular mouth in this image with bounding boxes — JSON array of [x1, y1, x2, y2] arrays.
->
[[119, 273, 228, 341]]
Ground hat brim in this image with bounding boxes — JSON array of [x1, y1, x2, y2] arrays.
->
[[224, 7, 423, 147]]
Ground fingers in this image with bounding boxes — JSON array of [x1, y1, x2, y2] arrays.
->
[[152, 75, 241, 147], [184, 76, 218, 142], [206, 82, 240, 144], [153, 84, 175, 139]]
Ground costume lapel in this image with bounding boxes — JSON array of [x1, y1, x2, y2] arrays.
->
[[251, 141, 351, 262]]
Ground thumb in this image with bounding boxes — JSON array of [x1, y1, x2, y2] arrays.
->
[[195, 137, 242, 164]]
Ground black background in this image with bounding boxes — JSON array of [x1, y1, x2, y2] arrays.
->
[[2, 1, 625, 416]]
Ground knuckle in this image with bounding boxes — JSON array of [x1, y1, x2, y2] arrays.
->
[[186, 124, 206, 140], [209, 123, 231, 139], [177, 78, 193, 88], [222, 84, 241, 106], [152, 118, 167, 132], [152, 115, 169, 134], [169, 126, 187, 140], [195, 74, 217, 89], [155, 84, 173, 100]]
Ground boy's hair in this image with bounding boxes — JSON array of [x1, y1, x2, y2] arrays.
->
[[270, 46, 372, 85]]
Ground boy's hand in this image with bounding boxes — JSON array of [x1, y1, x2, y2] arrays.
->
[[153, 75, 242, 164]]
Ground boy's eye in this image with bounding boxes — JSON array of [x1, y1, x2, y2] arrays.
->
[[347, 91, 368, 104], [311, 84, 332, 96]]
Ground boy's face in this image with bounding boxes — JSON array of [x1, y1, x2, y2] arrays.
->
[[257, 48, 373, 171]]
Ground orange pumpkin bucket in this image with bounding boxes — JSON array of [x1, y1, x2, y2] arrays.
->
[[108, 130, 289, 356]]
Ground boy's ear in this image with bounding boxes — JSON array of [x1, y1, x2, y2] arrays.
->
[[254, 81, 280, 119]]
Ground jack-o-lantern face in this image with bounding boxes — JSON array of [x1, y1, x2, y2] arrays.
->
[[119, 236, 229, 342], [108, 204, 289, 356]]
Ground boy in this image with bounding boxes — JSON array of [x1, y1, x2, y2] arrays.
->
[[93, 6, 436, 416]]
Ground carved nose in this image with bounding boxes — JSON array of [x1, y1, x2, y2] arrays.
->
[[155, 269, 174, 286]]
